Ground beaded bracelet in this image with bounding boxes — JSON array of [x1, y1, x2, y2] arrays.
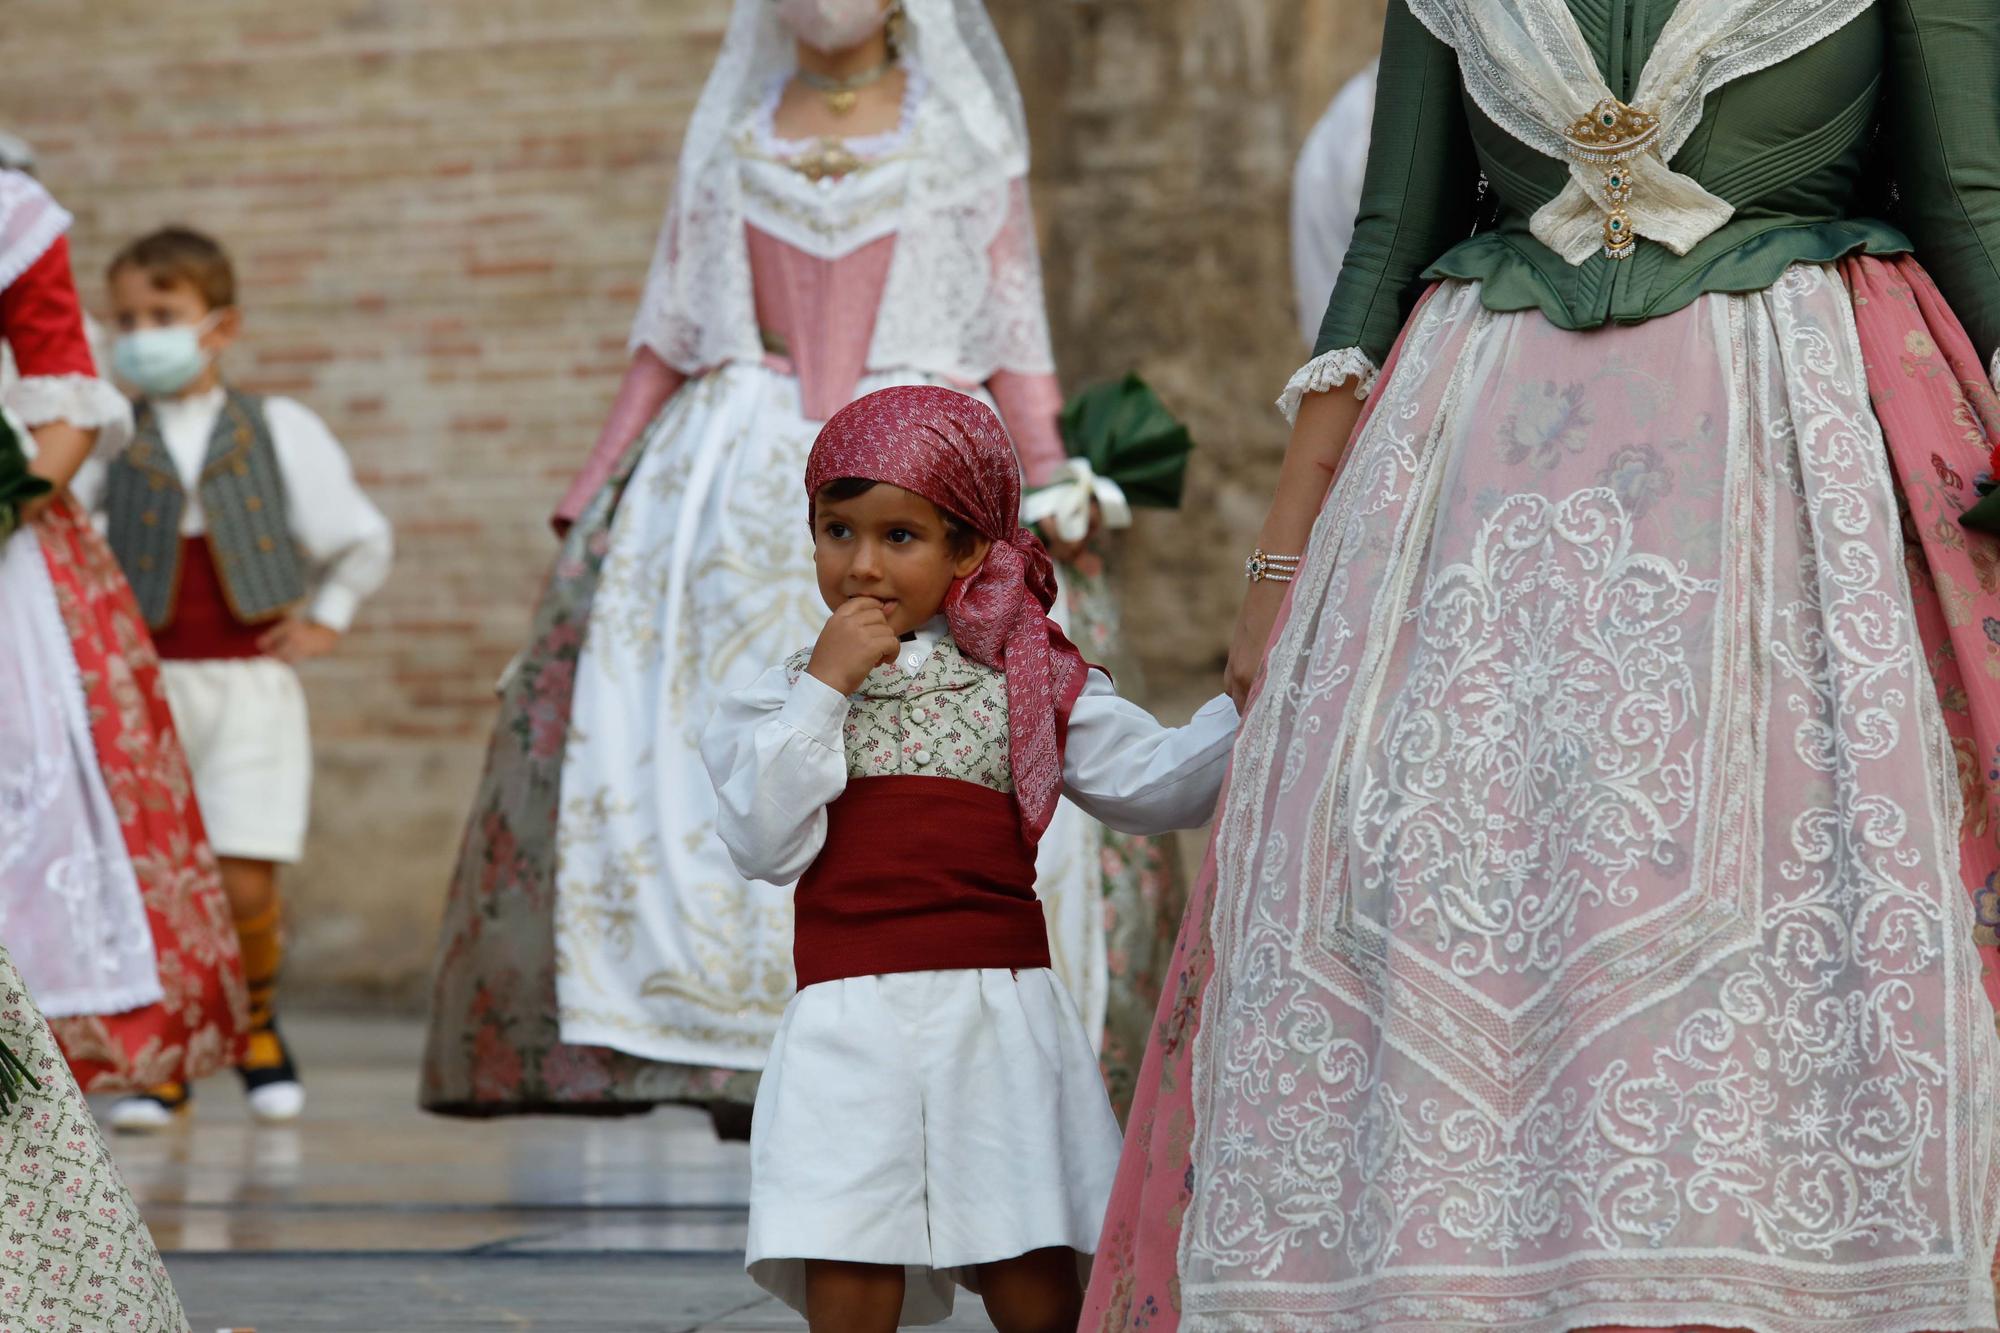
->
[[1244, 548, 1303, 584]]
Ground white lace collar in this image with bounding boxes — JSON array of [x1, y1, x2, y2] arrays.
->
[[1405, 0, 1874, 264]]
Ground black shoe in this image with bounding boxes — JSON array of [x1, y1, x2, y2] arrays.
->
[[708, 1100, 753, 1142]]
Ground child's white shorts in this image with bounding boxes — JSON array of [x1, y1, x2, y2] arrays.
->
[[160, 658, 311, 863], [746, 966, 1121, 1326]]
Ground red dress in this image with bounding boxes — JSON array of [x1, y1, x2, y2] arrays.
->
[[2, 217, 247, 1092]]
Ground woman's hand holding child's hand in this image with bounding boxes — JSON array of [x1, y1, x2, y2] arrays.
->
[[806, 597, 902, 695]]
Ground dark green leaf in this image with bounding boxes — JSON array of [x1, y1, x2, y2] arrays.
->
[[1057, 373, 1196, 510]]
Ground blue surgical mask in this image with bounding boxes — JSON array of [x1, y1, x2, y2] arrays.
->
[[111, 315, 218, 397]]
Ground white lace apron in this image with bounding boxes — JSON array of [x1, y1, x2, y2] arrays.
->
[[1181, 267, 2000, 1331], [0, 524, 159, 1017]]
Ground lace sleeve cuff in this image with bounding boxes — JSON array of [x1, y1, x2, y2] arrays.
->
[[1990, 349, 1999, 395], [5, 374, 133, 449], [1277, 347, 1380, 425]]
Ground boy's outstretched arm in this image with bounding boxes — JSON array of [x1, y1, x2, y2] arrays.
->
[[1060, 673, 1240, 836]]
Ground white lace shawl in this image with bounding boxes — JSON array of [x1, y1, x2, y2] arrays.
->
[[628, 0, 1054, 384], [1280, 0, 1884, 420], [1404, 0, 1874, 264]]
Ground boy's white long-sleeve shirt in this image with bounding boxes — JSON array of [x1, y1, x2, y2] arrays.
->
[[699, 623, 1241, 886], [72, 385, 393, 632]]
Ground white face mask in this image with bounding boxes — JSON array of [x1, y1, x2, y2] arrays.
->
[[111, 313, 221, 398], [774, 0, 889, 54]]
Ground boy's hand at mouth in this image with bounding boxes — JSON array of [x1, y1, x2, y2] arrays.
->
[[806, 596, 902, 694]]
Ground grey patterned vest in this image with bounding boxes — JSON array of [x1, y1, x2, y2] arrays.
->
[[104, 390, 307, 630], [785, 635, 1014, 791]]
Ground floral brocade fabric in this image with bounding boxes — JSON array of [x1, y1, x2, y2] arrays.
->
[[1848, 256, 2000, 998], [418, 429, 754, 1114], [35, 498, 246, 1094], [0, 947, 190, 1333]]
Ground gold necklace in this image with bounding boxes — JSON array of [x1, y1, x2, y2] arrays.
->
[[797, 57, 896, 117]]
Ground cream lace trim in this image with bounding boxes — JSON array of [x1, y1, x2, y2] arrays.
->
[[4, 374, 132, 442], [1277, 347, 1378, 424]]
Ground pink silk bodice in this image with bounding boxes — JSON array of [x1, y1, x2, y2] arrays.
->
[[748, 223, 895, 425], [553, 226, 1066, 528]]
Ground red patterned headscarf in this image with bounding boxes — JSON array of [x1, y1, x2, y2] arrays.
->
[[805, 386, 1088, 842]]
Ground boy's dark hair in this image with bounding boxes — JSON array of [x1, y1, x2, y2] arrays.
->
[[108, 226, 236, 310], [815, 476, 981, 558]]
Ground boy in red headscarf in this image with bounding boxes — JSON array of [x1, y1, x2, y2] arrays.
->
[[700, 385, 1239, 1332]]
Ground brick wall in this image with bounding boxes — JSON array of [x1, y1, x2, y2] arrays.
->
[[1, 0, 1385, 1005]]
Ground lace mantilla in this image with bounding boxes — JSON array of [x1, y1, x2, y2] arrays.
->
[[1404, 0, 1874, 264], [1278, 347, 1379, 424], [628, 0, 1053, 384]]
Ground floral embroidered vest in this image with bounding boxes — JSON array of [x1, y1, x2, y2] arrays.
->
[[785, 634, 1012, 791]]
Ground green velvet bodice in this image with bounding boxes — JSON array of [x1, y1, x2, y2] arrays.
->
[[1314, 0, 2000, 365]]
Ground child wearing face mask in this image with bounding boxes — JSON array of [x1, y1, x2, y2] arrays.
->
[[75, 225, 394, 1131], [700, 386, 1239, 1333]]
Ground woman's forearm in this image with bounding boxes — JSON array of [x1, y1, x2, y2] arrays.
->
[[551, 348, 685, 531], [1257, 385, 1365, 553], [27, 421, 94, 490]]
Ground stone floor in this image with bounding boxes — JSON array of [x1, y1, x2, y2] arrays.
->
[[99, 1014, 995, 1332]]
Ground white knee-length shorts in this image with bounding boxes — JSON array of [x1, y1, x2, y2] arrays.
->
[[746, 967, 1122, 1326], [161, 658, 312, 863]]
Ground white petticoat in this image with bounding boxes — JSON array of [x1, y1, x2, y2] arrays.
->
[[553, 361, 1105, 1069], [746, 967, 1121, 1326]]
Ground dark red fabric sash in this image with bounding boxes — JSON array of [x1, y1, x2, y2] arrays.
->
[[793, 775, 1049, 989], [151, 538, 267, 661]]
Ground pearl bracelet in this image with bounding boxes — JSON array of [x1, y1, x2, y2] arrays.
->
[[1245, 548, 1303, 584]]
